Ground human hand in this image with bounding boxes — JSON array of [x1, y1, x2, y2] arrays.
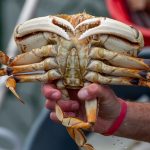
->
[[127, 0, 150, 11], [42, 83, 123, 134]]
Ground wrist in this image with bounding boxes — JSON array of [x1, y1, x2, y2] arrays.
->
[[102, 100, 128, 136], [93, 98, 122, 133]]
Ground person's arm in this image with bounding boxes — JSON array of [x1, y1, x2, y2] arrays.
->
[[42, 83, 150, 142], [115, 101, 150, 142]]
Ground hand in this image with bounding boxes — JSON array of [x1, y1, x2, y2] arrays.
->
[[42, 83, 123, 134], [127, 0, 150, 11]]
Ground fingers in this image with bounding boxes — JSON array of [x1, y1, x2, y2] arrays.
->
[[45, 99, 79, 111], [49, 102, 77, 122], [78, 83, 122, 120], [42, 83, 61, 100], [50, 111, 76, 122], [43, 82, 80, 123], [78, 83, 116, 101], [45, 97, 79, 122]]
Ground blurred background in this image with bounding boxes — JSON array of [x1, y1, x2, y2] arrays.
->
[[0, 0, 150, 150]]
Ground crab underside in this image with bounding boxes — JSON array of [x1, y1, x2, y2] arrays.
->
[[0, 13, 150, 150]]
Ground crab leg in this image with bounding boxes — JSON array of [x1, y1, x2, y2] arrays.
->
[[89, 47, 150, 70], [5, 69, 61, 102], [56, 80, 95, 150], [0, 68, 7, 76], [0, 58, 58, 76], [85, 71, 150, 88], [0, 51, 10, 65], [1, 45, 57, 66], [55, 80, 92, 129], [56, 103, 91, 129], [6, 77, 24, 103], [55, 81, 98, 129], [67, 128, 95, 150], [84, 82, 98, 124], [56, 80, 70, 99], [12, 69, 61, 82], [88, 60, 150, 80]]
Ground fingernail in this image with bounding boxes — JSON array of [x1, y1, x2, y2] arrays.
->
[[78, 89, 89, 99], [51, 92, 59, 99]]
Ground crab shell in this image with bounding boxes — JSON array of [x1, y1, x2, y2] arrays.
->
[[0, 13, 150, 150]]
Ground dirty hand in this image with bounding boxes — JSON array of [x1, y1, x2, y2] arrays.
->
[[42, 83, 122, 133]]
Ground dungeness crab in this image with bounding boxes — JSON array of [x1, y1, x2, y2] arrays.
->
[[0, 13, 150, 150]]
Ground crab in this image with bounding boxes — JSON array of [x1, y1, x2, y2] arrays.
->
[[0, 13, 150, 150]]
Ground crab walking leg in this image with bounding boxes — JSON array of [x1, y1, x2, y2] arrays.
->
[[56, 80, 95, 150], [5, 69, 61, 103], [12, 69, 61, 82], [0, 51, 10, 65], [85, 72, 150, 88], [89, 47, 150, 70], [5, 77, 24, 103], [9, 45, 57, 66], [0, 69, 7, 76], [56, 80, 70, 99], [56, 107, 95, 150], [67, 128, 95, 150], [84, 82, 98, 124], [88, 60, 150, 80], [0, 58, 58, 76], [55, 80, 91, 129], [56, 104, 91, 129]]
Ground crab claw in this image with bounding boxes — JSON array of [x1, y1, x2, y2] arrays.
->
[[52, 16, 75, 33], [15, 16, 74, 41], [5, 77, 24, 104], [76, 17, 143, 47]]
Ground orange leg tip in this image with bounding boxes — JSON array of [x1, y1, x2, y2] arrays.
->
[[55, 104, 64, 121]]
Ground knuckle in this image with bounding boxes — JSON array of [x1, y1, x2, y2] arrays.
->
[[58, 100, 70, 109], [44, 88, 59, 99], [45, 100, 55, 109], [88, 84, 100, 95]]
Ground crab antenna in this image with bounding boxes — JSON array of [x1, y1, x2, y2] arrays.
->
[[5, 77, 24, 104]]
